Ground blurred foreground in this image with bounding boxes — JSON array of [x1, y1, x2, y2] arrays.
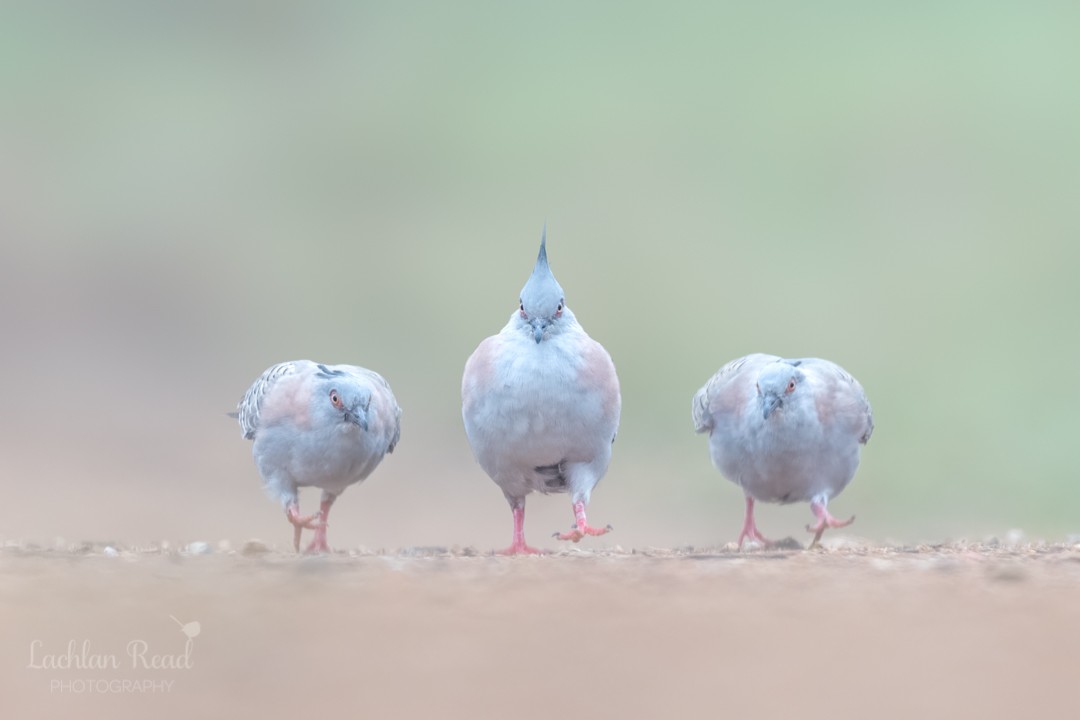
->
[[3, 540, 1079, 720]]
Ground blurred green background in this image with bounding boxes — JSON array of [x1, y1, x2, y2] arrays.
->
[[1, 2, 1077, 548]]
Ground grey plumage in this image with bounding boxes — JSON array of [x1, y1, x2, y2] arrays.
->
[[236, 359, 401, 552], [693, 354, 873, 548], [462, 228, 621, 553], [237, 361, 299, 440]]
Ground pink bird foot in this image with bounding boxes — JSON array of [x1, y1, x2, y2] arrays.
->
[[554, 501, 612, 543], [305, 525, 331, 554], [499, 540, 543, 555], [737, 495, 774, 550], [306, 496, 339, 554], [286, 504, 323, 553], [286, 497, 338, 554], [806, 500, 855, 548], [499, 505, 543, 555]]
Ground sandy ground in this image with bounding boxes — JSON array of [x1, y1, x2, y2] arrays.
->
[[3, 540, 1079, 720]]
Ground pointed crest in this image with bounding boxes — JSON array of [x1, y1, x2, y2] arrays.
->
[[520, 223, 565, 316], [536, 222, 549, 269]]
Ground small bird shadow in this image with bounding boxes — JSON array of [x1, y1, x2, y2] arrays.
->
[[684, 536, 805, 559], [768, 536, 805, 551]]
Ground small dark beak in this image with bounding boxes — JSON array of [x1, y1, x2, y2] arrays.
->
[[762, 394, 782, 420], [344, 411, 369, 431], [531, 319, 546, 344]]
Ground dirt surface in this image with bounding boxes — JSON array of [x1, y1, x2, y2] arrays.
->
[[3, 540, 1079, 720]]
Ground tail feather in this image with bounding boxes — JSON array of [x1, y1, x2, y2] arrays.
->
[[691, 387, 713, 433]]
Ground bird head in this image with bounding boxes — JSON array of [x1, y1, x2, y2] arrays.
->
[[517, 224, 568, 344], [756, 360, 804, 420], [316, 379, 371, 431]]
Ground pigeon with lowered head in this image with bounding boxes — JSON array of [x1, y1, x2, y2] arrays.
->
[[236, 360, 401, 553], [692, 354, 873, 548]]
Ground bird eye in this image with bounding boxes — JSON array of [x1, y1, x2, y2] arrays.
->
[[786, 380, 796, 393], [329, 390, 343, 408]]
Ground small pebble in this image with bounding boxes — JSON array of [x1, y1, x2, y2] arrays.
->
[[186, 541, 212, 555], [1005, 529, 1026, 546], [241, 540, 271, 557]]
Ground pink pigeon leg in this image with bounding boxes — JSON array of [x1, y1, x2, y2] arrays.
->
[[554, 501, 612, 543], [304, 495, 338, 555], [737, 495, 774, 549], [806, 499, 855, 549], [500, 504, 543, 555], [285, 502, 325, 553]]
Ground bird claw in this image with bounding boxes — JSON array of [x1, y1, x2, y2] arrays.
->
[[304, 535, 332, 554], [736, 496, 775, 550], [286, 506, 328, 553], [498, 543, 543, 555], [806, 510, 855, 548], [554, 523, 611, 543], [556, 501, 611, 543], [553, 522, 581, 539], [736, 530, 775, 550], [805, 513, 855, 533], [286, 508, 324, 530]]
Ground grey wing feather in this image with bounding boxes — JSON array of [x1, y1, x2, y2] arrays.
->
[[387, 406, 402, 453], [691, 383, 718, 434], [237, 361, 299, 439], [799, 357, 875, 444], [861, 404, 875, 444], [850, 372, 874, 444], [829, 363, 873, 444], [692, 354, 776, 433], [826, 359, 873, 443], [380, 377, 402, 453]]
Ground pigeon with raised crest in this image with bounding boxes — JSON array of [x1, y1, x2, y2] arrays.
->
[[462, 228, 621, 554]]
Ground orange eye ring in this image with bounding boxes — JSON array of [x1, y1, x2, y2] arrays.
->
[[330, 389, 344, 409], [786, 380, 796, 393]]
